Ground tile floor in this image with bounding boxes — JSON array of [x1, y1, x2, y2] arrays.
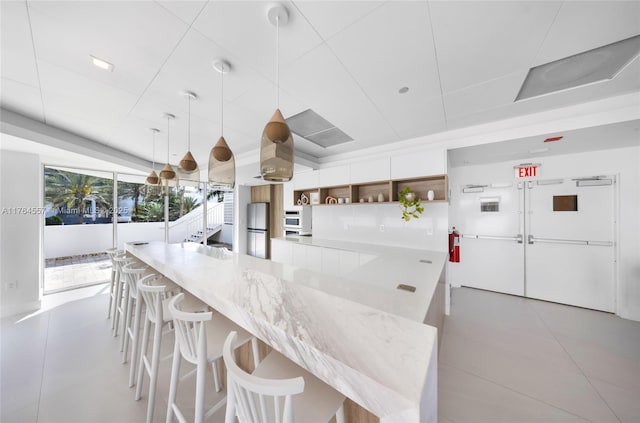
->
[[1, 285, 638, 422], [44, 253, 111, 293]]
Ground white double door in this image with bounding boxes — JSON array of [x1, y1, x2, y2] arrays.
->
[[454, 176, 616, 312]]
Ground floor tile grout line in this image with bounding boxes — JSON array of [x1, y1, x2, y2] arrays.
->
[[439, 363, 596, 423], [528, 301, 624, 423]]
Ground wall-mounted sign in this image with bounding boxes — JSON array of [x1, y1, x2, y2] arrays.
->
[[515, 165, 539, 178]]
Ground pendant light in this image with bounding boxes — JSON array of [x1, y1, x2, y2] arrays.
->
[[160, 113, 176, 180], [208, 59, 235, 189], [179, 91, 198, 172], [260, 4, 293, 182], [146, 128, 160, 185]]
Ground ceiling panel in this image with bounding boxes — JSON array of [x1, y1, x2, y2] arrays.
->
[[443, 70, 528, 120], [192, 1, 323, 81], [0, 2, 40, 88], [0, 78, 45, 122], [430, 1, 562, 93], [281, 43, 398, 156], [27, 0, 188, 96], [447, 58, 640, 131], [534, 1, 640, 66], [37, 61, 139, 142], [294, 1, 385, 40], [326, 1, 445, 139], [155, 0, 208, 25]]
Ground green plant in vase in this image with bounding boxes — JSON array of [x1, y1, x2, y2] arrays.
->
[[398, 186, 424, 221]]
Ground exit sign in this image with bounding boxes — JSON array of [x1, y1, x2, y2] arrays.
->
[[515, 165, 538, 178]]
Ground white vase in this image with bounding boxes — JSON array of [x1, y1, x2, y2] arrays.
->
[[427, 190, 435, 201]]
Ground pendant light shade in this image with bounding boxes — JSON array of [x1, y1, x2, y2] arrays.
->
[[146, 128, 160, 185], [178, 91, 199, 173], [208, 59, 235, 189], [160, 113, 176, 181], [260, 108, 293, 181], [260, 4, 293, 182]]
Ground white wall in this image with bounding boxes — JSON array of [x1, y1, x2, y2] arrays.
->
[[1, 150, 41, 317], [448, 146, 640, 321], [313, 203, 449, 252], [44, 222, 166, 258]]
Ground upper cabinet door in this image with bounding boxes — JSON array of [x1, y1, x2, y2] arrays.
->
[[293, 170, 319, 190], [319, 165, 349, 187], [350, 158, 390, 184], [391, 148, 446, 180]]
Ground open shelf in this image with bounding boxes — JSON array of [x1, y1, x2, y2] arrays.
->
[[293, 174, 447, 206]]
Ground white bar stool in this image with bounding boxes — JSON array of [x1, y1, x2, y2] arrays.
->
[[112, 254, 134, 336], [135, 276, 201, 423], [223, 331, 345, 423], [105, 248, 121, 319], [166, 294, 259, 423], [120, 263, 149, 384]]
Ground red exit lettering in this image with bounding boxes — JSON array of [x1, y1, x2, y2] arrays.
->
[[516, 166, 538, 178]]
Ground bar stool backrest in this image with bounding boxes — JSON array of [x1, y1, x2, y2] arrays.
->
[[137, 274, 166, 323], [223, 331, 305, 423], [168, 293, 212, 366]]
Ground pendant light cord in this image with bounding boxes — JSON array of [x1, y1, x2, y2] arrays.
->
[[276, 15, 280, 109], [221, 66, 224, 137], [152, 130, 156, 169], [167, 116, 170, 162], [187, 96, 191, 151]]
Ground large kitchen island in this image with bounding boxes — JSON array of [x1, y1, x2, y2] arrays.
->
[[126, 240, 446, 423]]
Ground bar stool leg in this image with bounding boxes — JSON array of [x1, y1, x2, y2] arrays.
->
[[107, 266, 116, 319], [166, 340, 182, 423], [112, 268, 123, 335], [135, 315, 151, 401], [145, 317, 164, 423], [119, 282, 131, 351], [128, 294, 144, 386]]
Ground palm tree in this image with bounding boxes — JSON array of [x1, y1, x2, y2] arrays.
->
[[118, 181, 143, 221], [45, 168, 112, 224]]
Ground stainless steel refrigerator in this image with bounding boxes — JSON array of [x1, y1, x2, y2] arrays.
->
[[247, 202, 269, 259]]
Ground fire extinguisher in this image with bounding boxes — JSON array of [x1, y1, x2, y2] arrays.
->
[[449, 226, 460, 263]]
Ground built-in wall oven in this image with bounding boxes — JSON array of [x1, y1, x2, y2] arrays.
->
[[283, 207, 312, 236]]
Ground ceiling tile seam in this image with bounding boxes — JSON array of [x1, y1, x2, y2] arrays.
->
[[425, 1, 448, 132], [0, 75, 42, 91], [291, 0, 386, 45], [117, 2, 209, 143], [526, 1, 566, 70], [153, 0, 209, 27], [24, 0, 46, 124], [321, 41, 401, 141]]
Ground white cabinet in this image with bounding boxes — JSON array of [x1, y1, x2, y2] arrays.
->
[[338, 250, 360, 274], [282, 181, 295, 210], [293, 170, 319, 190], [350, 158, 390, 184], [321, 248, 341, 276], [292, 243, 308, 267], [319, 165, 350, 187], [306, 245, 322, 272], [271, 239, 293, 265], [390, 148, 446, 180]]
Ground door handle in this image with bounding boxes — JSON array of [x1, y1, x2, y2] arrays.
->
[[462, 234, 523, 243], [528, 235, 612, 247]]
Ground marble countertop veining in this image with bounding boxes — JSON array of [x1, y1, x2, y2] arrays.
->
[[126, 241, 439, 422]]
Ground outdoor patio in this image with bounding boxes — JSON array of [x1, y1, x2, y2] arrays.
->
[[44, 253, 111, 293]]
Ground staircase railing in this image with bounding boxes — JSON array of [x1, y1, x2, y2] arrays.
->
[[168, 201, 224, 243]]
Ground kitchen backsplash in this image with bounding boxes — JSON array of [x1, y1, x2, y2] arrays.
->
[[312, 202, 448, 252]]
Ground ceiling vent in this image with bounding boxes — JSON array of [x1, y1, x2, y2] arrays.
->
[[515, 34, 640, 101], [286, 109, 353, 148]]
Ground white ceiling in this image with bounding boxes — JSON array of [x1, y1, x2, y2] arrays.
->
[[1, 1, 639, 177]]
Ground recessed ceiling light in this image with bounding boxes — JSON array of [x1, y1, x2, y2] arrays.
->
[[544, 136, 563, 143], [90, 55, 114, 72], [398, 86, 409, 94]]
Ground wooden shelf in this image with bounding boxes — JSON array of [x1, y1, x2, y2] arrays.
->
[[293, 174, 447, 206]]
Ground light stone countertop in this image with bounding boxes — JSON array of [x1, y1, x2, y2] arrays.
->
[[272, 236, 447, 322], [126, 241, 439, 422]]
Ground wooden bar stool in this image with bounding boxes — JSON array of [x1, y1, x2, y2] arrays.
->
[[166, 294, 259, 423], [135, 275, 201, 423], [223, 331, 345, 423]]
